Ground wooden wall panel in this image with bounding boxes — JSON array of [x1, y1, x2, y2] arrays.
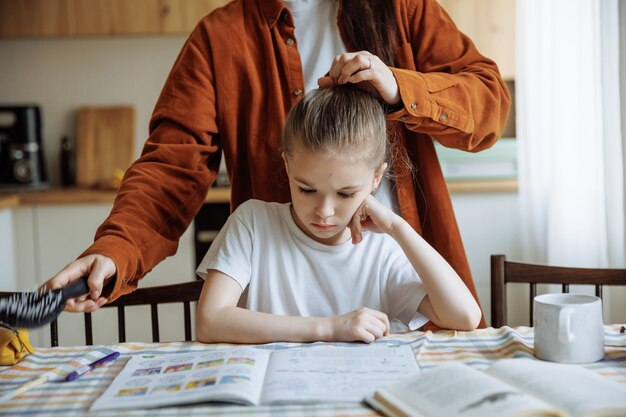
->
[[0, 0, 229, 37]]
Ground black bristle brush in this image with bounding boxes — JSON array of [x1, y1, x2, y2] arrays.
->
[[0, 277, 90, 328]]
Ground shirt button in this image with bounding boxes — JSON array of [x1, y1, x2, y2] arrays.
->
[[410, 103, 417, 110], [286, 38, 294, 46], [399, 115, 407, 121], [440, 112, 448, 121], [293, 89, 303, 96]]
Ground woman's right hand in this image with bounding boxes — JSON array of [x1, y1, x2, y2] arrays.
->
[[328, 307, 390, 343], [42, 254, 116, 313], [317, 51, 401, 107]]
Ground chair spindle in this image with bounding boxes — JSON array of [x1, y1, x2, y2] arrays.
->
[[50, 319, 59, 347], [84, 312, 93, 345], [184, 301, 192, 341], [151, 304, 159, 342], [595, 285, 603, 299], [117, 306, 126, 343], [529, 283, 537, 326]]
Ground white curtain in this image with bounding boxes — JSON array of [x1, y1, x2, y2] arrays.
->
[[517, 0, 624, 268]]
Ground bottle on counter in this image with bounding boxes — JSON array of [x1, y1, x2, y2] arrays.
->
[[60, 136, 75, 187]]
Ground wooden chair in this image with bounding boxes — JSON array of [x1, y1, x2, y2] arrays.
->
[[490, 254, 626, 327], [1, 280, 204, 347]]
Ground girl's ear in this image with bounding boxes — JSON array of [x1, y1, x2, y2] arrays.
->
[[373, 162, 388, 191]]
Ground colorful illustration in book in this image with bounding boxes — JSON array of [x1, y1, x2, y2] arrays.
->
[[186, 377, 217, 389], [164, 363, 193, 373], [151, 384, 182, 393], [116, 387, 148, 397], [220, 375, 251, 384], [197, 359, 224, 368], [227, 356, 255, 365], [132, 367, 161, 376]]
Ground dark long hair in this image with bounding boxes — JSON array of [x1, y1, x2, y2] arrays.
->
[[340, 0, 398, 66]]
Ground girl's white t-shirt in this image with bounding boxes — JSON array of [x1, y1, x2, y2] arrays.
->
[[196, 199, 428, 330]]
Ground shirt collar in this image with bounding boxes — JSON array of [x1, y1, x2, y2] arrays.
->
[[258, 0, 288, 28]]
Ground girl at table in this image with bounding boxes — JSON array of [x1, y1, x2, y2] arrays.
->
[[195, 87, 481, 344]]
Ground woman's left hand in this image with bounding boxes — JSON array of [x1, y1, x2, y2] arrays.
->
[[349, 195, 399, 244], [318, 51, 401, 106]]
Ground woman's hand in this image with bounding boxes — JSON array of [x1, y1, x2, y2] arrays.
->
[[317, 51, 401, 106], [349, 195, 399, 244], [42, 254, 116, 312], [327, 307, 390, 343]]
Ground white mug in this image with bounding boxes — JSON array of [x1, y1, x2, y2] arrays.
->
[[533, 293, 604, 364]]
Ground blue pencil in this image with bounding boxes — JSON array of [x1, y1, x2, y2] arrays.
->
[[66, 351, 120, 382]]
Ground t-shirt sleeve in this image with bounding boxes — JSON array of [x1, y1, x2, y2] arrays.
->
[[195, 204, 254, 291], [385, 250, 428, 330]]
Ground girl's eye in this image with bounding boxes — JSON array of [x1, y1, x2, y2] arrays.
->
[[338, 192, 356, 198], [298, 187, 315, 194]]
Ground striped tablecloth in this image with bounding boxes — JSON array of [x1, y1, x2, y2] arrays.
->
[[0, 325, 624, 417]]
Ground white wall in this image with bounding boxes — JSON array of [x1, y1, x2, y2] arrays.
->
[[452, 191, 625, 326], [0, 37, 187, 184], [0, 209, 17, 291], [451, 191, 522, 326]]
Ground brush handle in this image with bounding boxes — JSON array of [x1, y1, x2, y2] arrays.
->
[[62, 276, 91, 300]]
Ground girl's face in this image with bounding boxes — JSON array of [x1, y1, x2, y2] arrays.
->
[[283, 145, 384, 245]]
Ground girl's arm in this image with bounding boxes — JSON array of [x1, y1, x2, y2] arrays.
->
[[196, 270, 390, 344], [350, 196, 481, 331]]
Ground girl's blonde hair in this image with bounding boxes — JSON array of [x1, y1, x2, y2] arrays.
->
[[282, 86, 388, 169]]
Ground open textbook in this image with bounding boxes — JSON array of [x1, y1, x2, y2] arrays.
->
[[90, 344, 418, 411], [366, 358, 626, 417]]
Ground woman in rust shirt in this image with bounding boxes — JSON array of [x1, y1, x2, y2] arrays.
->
[[47, 0, 510, 329]]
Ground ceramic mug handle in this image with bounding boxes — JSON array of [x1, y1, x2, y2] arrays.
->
[[558, 307, 575, 343]]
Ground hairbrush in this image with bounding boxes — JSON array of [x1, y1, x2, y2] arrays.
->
[[0, 277, 90, 328]]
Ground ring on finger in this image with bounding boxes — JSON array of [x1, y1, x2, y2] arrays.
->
[[367, 57, 372, 70]]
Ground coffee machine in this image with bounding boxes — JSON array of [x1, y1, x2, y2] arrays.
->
[[0, 105, 48, 189]]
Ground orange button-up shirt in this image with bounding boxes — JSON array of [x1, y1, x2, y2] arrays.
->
[[84, 0, 510, 328]]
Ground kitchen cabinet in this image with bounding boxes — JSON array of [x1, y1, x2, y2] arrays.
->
[[0, 0, 229, 37], [438, 0, 515, 79], [0, 0, 515, 79], [193, 202, 230, 268]]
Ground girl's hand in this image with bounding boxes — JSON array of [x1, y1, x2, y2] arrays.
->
[[328, 307, 390, 343], [317, 51, 401, 106], [349, 195, 399, 244]]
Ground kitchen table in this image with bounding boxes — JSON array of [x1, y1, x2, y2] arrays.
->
[[0, 325, 624, 416]]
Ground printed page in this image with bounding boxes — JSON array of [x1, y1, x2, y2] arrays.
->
[[486, 358, 626, 417], [260, 344, 419, 404], [90, 347, 271, 411], [375, 362, 561, 417]]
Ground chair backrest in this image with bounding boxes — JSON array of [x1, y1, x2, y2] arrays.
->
[[0, 280, 204, 347], [490, 254, 626, 327]]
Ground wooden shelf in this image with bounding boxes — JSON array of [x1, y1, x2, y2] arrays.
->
[[0, 0, 229, 37], [0, 186, 231, 208], [446, 179, 518, 194], [0, 194, 20, 210], [0, 180, 518, 209]]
